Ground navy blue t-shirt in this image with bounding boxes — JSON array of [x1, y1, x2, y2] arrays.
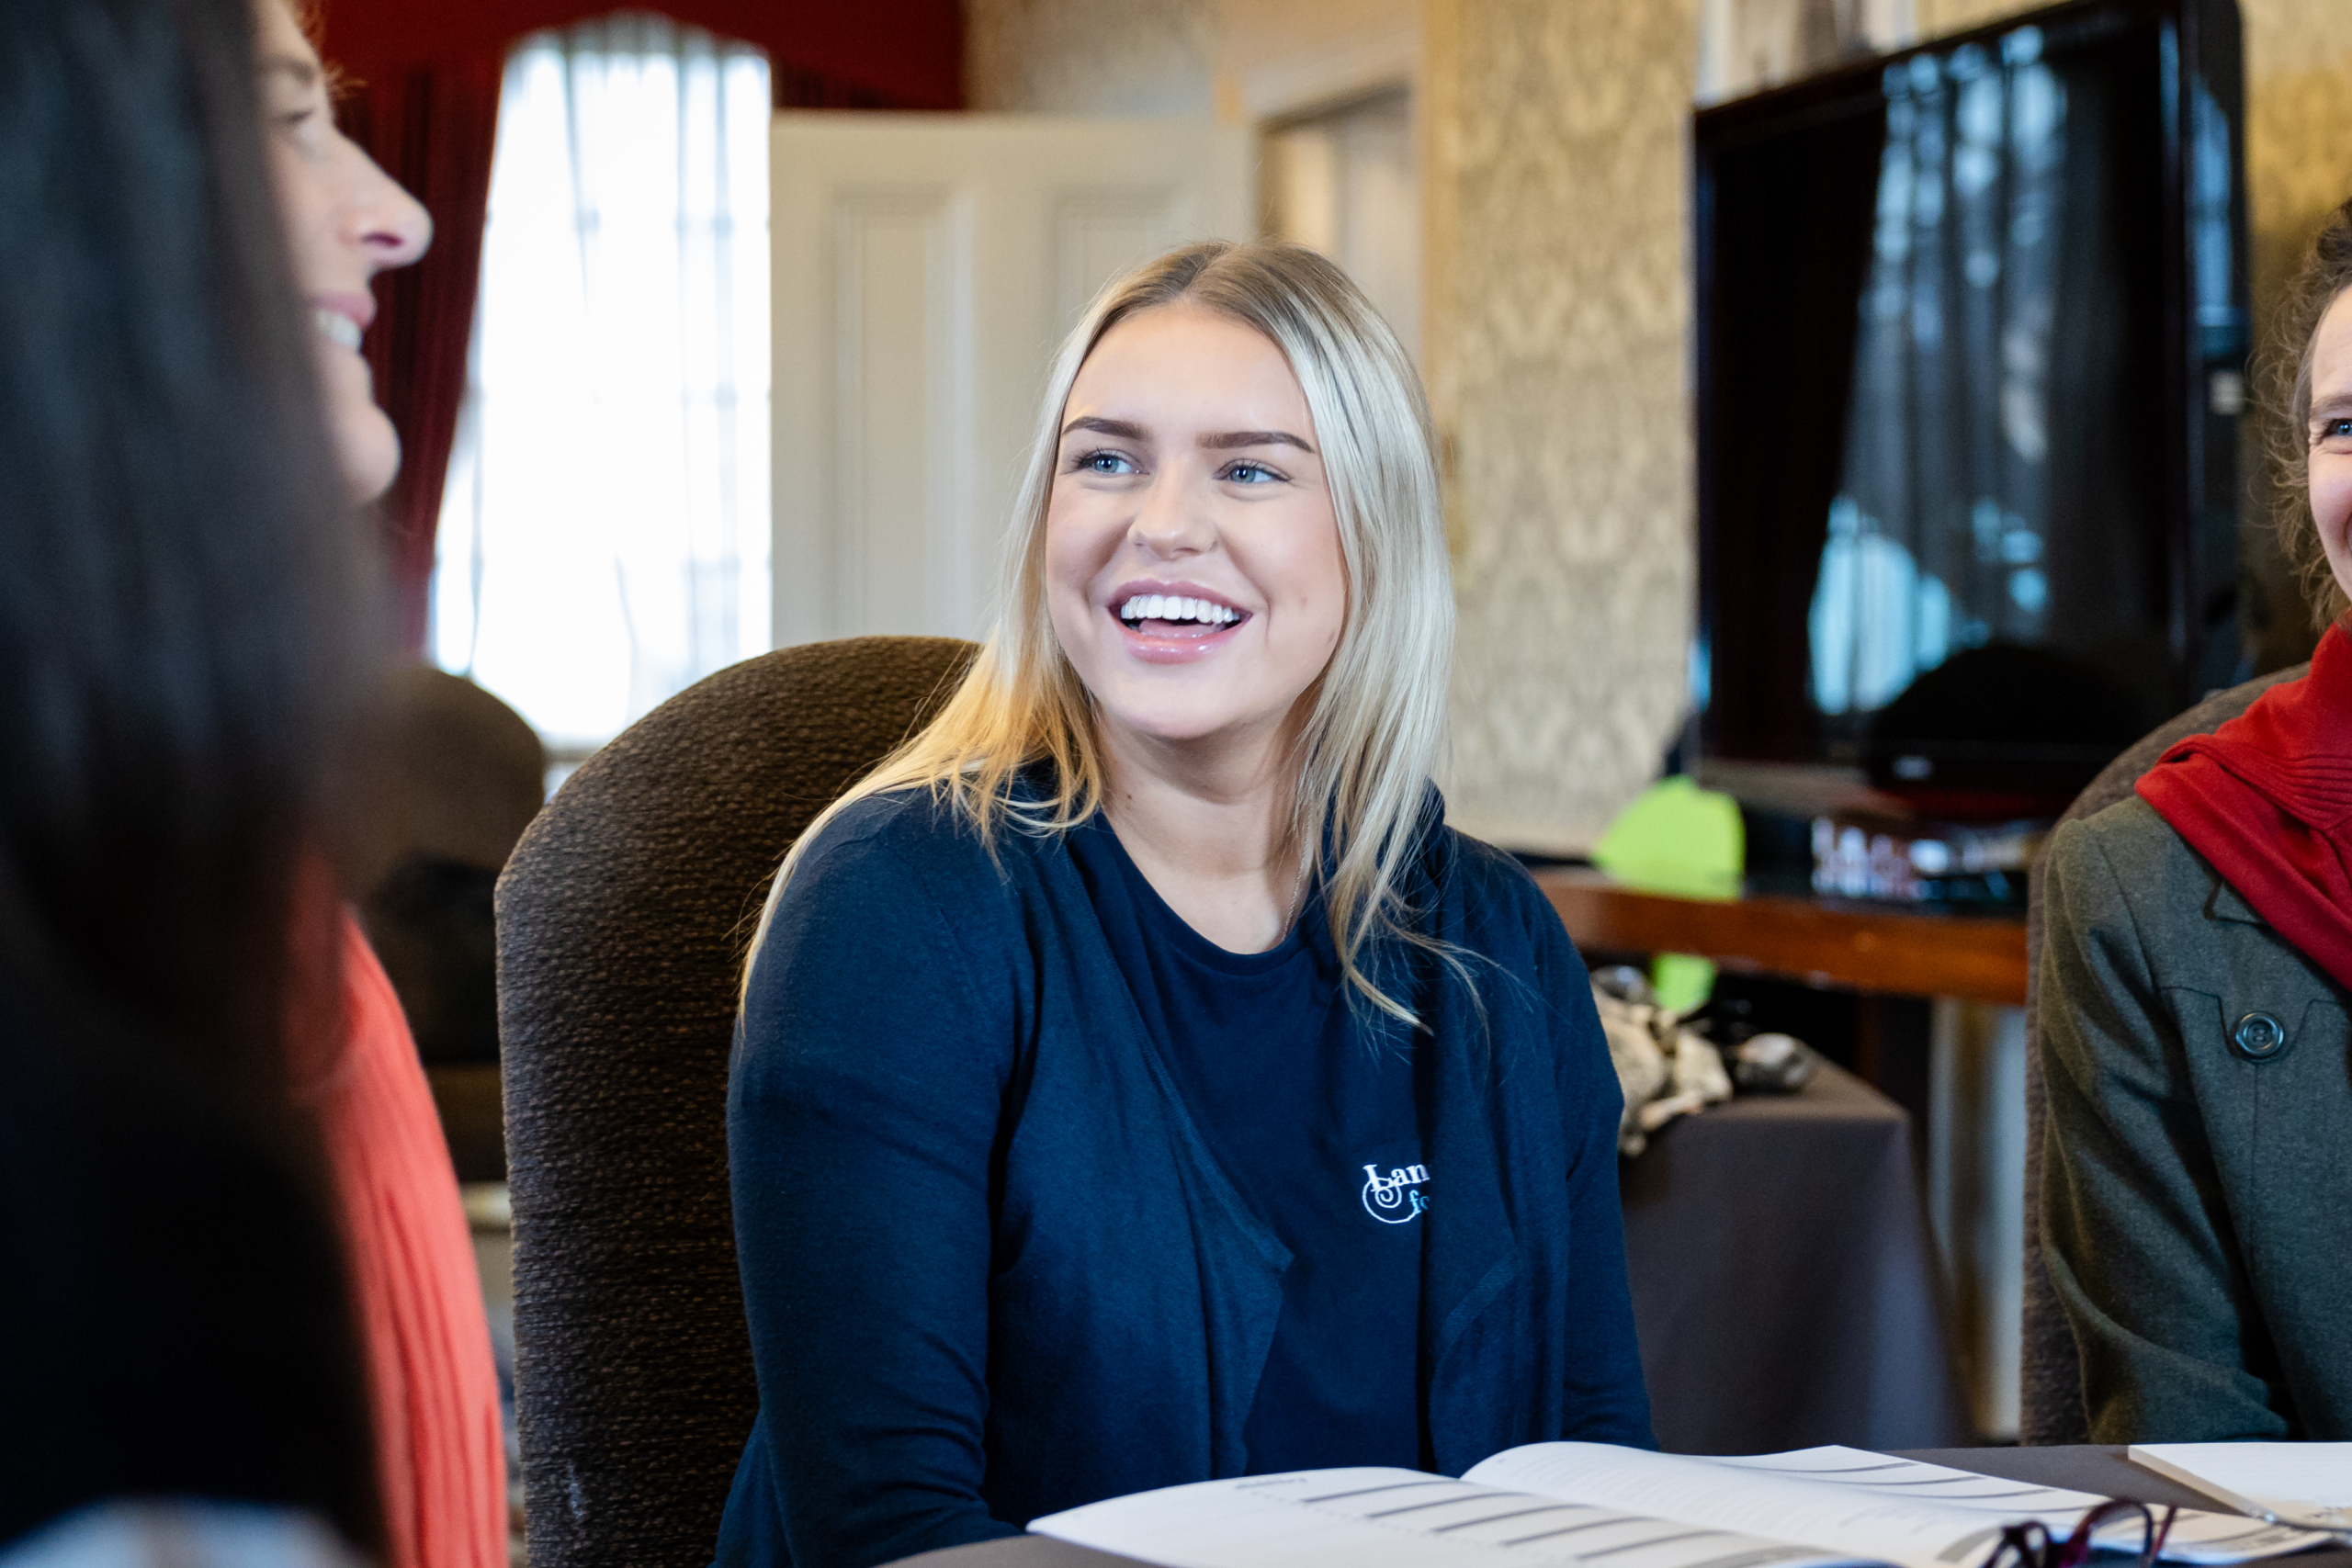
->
[[1065, 813, 1428, 1473]]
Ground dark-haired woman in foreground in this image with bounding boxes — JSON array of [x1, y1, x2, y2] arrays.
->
[[245, 3, 510, 1564], [0, 0, 380, 1550], [2040, 198, 2352, 1441], [717, 242, 1650, 1568], [0, 2, 504, 1563]]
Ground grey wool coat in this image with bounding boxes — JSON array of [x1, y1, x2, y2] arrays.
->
[[2039, 793, 2352, 1441]]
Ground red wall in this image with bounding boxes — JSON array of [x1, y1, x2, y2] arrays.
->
[[322, 0, 964, 108]]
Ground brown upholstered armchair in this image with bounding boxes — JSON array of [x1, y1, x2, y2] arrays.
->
[[351, 664, 546, 1182], [496, 636, 974, 1568]]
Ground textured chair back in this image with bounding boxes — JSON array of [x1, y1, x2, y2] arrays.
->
[[497, 637, 976, 1568], [354, 667, 548, 1178], [349, 664, 548, 898], [2018, 663, 2304, 1443]]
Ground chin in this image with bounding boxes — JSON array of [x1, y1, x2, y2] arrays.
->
[[1099, 696, 1267, 747], [335, 409, 403, 507]]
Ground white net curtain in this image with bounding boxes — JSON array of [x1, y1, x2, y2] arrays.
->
[[433, 12, 771, 754], [1809, 28, 2064, 718]]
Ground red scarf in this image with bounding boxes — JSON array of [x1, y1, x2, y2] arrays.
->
[[2137, 622, 2352, 993]]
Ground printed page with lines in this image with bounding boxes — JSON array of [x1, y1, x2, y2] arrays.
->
[[1464, 1447, 2320, 1568], [1029, 1445, 2324, 1568]]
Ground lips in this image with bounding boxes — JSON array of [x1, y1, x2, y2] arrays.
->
[[1107, 581, 1250, 664], [310, 292, 375, 353]]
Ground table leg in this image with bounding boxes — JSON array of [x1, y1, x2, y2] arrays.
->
[[1926, 999, 2027, 1443]]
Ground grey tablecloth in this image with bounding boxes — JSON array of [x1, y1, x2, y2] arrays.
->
[[1622, 1059, 1971, 1453], [882, 1449, 2352, 1568]]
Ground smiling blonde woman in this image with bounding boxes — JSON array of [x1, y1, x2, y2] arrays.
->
[[718, 241, 1651, 1568]]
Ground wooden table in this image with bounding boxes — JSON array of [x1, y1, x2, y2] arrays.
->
[[1534, 867, 2033, 1439], [1532, 867, 2028, 1007]]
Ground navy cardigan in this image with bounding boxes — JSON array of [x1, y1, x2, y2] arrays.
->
[[713, 782, 1652, 1568]]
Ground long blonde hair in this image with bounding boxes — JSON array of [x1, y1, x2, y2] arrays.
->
[[750, 240, 1455, 1022]]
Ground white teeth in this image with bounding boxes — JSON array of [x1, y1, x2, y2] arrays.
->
[[314, 309, 362, 351], [1117, 594, 1240, 626]]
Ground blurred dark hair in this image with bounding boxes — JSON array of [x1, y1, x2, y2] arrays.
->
[[0, 0, 380, 1546], [0, 0, 377, 1089], [2258, 197, 2352, 631]]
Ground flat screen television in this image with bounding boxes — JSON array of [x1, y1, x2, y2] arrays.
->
[[1692, 0, 2246, 820]]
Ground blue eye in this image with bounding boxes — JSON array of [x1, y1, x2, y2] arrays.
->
[[1223, 461, 1280, 485], [2328, 420, 2352, 440], [1077, 450, 1136, 476]]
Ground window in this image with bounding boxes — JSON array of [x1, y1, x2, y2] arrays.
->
[[433, 14, 771, 757]]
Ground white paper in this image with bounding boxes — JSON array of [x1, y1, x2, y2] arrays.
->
[[1692, 1448, 2332, 1561], [1465, 1447, 2030, 1568], [1034, 1467, 1857, 1568], [1466, 1447, 2322, 1568], [1030, 1447, 2328, 1568], [2131, 1444, 2352, 1530]]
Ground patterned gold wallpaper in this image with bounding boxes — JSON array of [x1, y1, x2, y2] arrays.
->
[[1422, 0, 1699, 853], [2245, 0, 2352, 324]]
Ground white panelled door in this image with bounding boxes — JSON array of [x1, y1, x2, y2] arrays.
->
[[770, 115, 1252, 647]]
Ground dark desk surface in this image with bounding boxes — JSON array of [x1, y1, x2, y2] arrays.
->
[[882, 1447, 2352, 1568]]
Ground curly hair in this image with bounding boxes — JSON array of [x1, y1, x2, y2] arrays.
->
[[2258, 197, 2352, 629]]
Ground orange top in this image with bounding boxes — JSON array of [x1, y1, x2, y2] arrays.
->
[[297, 914, 506, 1568]]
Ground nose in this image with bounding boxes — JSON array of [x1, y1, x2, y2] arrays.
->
[[344, 134, 433, 275], [1127, 468, 1215, 558]]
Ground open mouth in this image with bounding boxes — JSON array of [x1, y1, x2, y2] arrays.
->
[[1114, 592, 1247, 641]]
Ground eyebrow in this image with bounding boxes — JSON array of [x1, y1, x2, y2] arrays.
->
[[1062, 415, 1147, 441], [1059, 414, 1316, 454], [2311, 392, 2352, 431], [258, 52, 322, 89], [1203, 429, 1315, 452]]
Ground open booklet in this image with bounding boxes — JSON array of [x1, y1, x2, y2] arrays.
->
[[1030, 1444, 2331, 1568], [2128, 1446, 2352, 1536]]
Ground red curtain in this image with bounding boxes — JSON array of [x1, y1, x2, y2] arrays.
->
[[342, 59, 503, 655], [323, 1, 960, 114]]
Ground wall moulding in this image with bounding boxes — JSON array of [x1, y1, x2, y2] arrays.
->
[[1242, 27, 1421, 121]]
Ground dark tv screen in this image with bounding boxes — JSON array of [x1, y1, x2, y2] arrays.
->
[[1693, 0, 2245, 814]]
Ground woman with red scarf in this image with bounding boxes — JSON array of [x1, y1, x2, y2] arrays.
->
[[2040, 200, 2352, 1443]]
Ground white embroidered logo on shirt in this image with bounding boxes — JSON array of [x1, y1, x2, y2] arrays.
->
[[1361, 1162, 1430, 1224]]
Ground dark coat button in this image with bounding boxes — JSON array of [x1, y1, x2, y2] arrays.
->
[[2231, 1011, 2289, 1060]]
